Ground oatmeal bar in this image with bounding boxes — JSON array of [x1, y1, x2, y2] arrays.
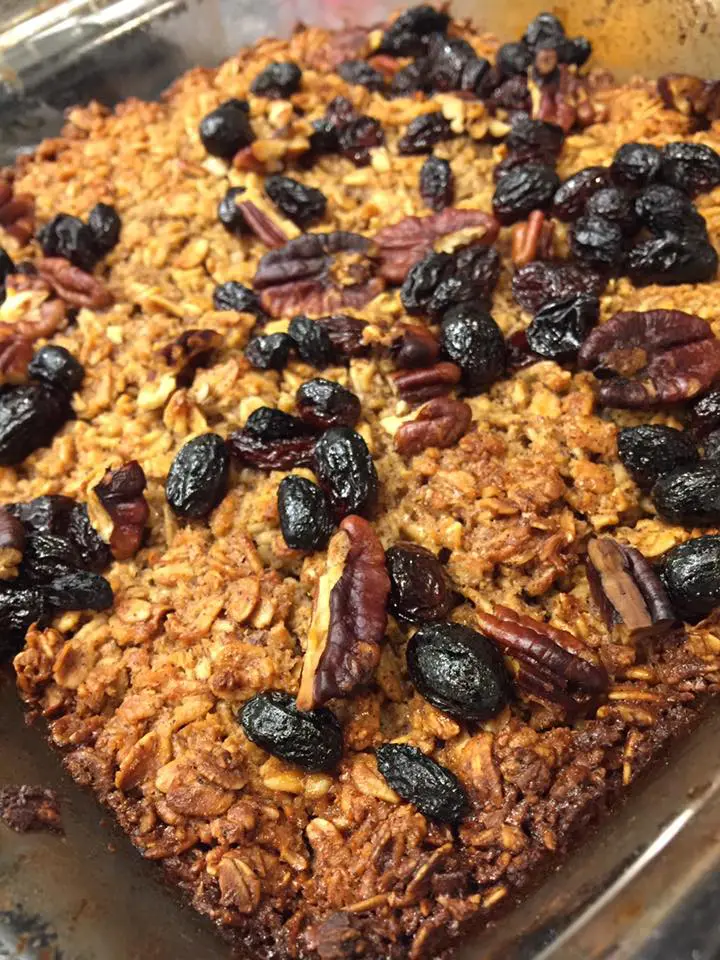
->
[[4, 6, 720, 958]]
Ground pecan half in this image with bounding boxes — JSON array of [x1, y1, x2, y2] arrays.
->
[[476, 604, 608, 715], [0, 180, 35, 245], [578, 309, 720, 408], [235, 200, 288, 248], [390, 324, 440, 370], [253, 232, 385, 318], [511, 211, 555, 266], [658, 74, 720, 123], [35, 258, 112, 310], [586, 537, 679, 640], [392, 361, 462, 405], [227, 430, 316, 471], [375, 209, 499, 284], [395, 397, 472, 456], [92, 461, 149, 560], [0, 507, 25, 579], [297, 515, 390, 710], [533, 65, 608, 131], [0, 329, 33, 384], [159, 329, 222, 386]]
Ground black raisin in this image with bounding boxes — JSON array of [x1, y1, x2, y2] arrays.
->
[[28, 345, 84, 396], [6, 495, 75, 535], [198, 99, 254, 158], [265, 175, 327, 229], [427, 248, 501, 319], [524, 12, 565, 48], [618, 425, 699, 488], [512, 260, 606, 312], [407, 621, 512, 720], [296, 378, 361, 430], [401, 252, 452, 314], [213, 280, 266, 317], [376, 743, 468, 824], [165, 433, 229, 519], [386, 542, 453, 622], [585, 187, 637, 234], [378, 5, 450, 57], [419, 156, 454, 212], [652, 463, 720, 528], [251, 62, 302, 99], [610, 142, 662, 188], [566, 36, 592, 66], [661, 141, 720, 196], [245, 407, 313, 440], [704, 430, 720, 461], [489, 75, 531, 113], [460, 56, 494, 97], [66, 503, 111, 572], [440, 304, 506, 391], [0, 585, 47, 660], [505, 116, 564, 160], [241, 691, 342, 771], [426, 35, 476, 91], [38, 214, 99, 272], [662, 535, 720, 620], [45, 571, 113, 611], [398, 113, 453, 155], [87, 203, 121, 254], [552, 166, 610, 221], [390, 61, 431, 97], [526, 295, 599, 361], [229, 430, 316, 472], [492, 163, 560, 225], [338, 116, 385, 166], [337, 60, 385, 91], [312, 427, 378, 518], [627, 232, 718, 286], [692, 389, 720, 436], [634, 183, 705, 234], [496, 42, 532, 77], [0, 385, 72, 466], [21, 533, 82, 583], [570, 214, 625, 267], [245, 333, 294, 370], [288, 315, 334, 368], [217, 188, 249, 235], [277, 475, 334, 551]]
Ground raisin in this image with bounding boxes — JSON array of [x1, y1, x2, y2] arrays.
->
[[407, 621, 512, 720], [378, 5, 450, 57], [386, 542, 453, 622], [0, 585, 47, 660], [241, 691, 342, 772], [338, 116, 385, 166], [87, 203, 121, 254], [460, 56, 494, 97], [512, 260, 606, 313], [611, 142, 662, 188], [570, 214, 625, 268], [489, 75, 531, 113], [552, 166, 610, 221], [313, 427, 378, 518], [376, 743, 468, 824], [704, 430, 720, 461], [492, 163, 560, 225], [38, 214, 99, 272], [45, 571, 113, 611], [390, 61, 431, 97], [245, 407, 312, 441], [21, 533, 82, 583], [401, 252, 452, 314], [288, 315, 334, 368], [617, 425, 699, 488], [0, 384, 72, 466], [661, 141, 720, 196], [627, 232, 718, 286], [217, 187, 249, 235], [229, 431, 316, 471], [426, 35, 476, 91], [526, 295, 599, 361], [692, 389, 720, 436], [66, 503, 111, 572], [296, 378, 361, 430], [398, 113, 453, 155], [419, 156, 454, 212], [440, 304, 506, 391], [524, 12, 565, 48], [213, 280, 266, 317], [265, 176, 327, 229], [662, 535, 720, 620], [27, 345, 84, 396], [505, 116, 564, 160], [245, 333, 294, 370], [165, 433, 229, 519], [496, 42, 532, 77], [6, 495, 75, 535], [337, 60, 385, 91], [634, 183, 704, 234], [199, 98, 253, 157], [251, 62, 302, 99], [316, 315, 368, 359], [652, 463, 720, 527], [428, 247, 500, 318], [567, 36, 592, 66], [277, 475, 334, 551], [585, 187, 637, 234]]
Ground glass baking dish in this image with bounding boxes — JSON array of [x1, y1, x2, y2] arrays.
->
[[2, 1, 720, 958]]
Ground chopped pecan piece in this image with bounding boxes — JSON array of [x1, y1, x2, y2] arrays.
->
[[586, 537, 679, 640], [253, 232, 384, 318], [658, 74, 720, 123], [235, 200, 288, 248], [392, 361, 462, 405], [297, 515, 390, 710], [35, 258, 112, 310], [0, 180, 35, 245], [0, 507, 25, 579], [92, 461, 149, 560], [395, 397, 472, 456], [533, 65, 608, 131], [158, 329, 222, 385], [375, 209, 499, 284], [390, 323, 440, 369], [476, 604, 608, 715], [0, 329, 33, 384], [578, 309, 720, 408], [1, 275, 68, 343], [511, 210, 555, 266]]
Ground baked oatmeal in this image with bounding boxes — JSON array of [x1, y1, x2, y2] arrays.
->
[[3, 6, 720, 957]]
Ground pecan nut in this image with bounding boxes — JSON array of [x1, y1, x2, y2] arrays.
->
[[0, 180, 35, 245], [511, 210, 555, 266], [578, 309, 720, 408], [236, 200, 288, 248], [658, 74, 720, 123], [35, 258, 112, 310], [0, 507, 25, 580], [395, 397, 472, 456], [92, 461, 149, 560], [159, 329, 222, 386], [390, 323, 440, 369], [297, 515, 390, 710], [392, 361, 462, 405], [0, 328, 33, 384]]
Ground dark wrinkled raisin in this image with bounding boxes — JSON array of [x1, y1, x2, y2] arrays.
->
[[428, 247, 500, 318], [386, 542, 453, 622], [627, 232, 718, 286], [28, 346, 84, 396], [165, 433, 229, 519], [337, 60, 385, 91], [398, 113, 453, 155], [6, 495, 74, 535], [489, 74, 531, 112], [568, 36, 592, 66], [401, 252, 451, 314], [441, 304, 506, 391], [376, 743, 468, 824], [87, 203, 121, 255], [45, 571, 113, 611], [288, 315, 334, 368], [426, 35, 476, 91], [245, 407, 313, 440], [199, 99, 253, 158], [277, 475, 334, 551], [662, 535, 720, 620], [460, 56, 494, 97], [245, 333, 294, 370], [634, 183, 704, 234], [213, 280, 266, 317], [296, 378, 361, 430], [652, 464, 720, 527], [38, 214, 98, 272], [505, 116, 564, 159], [692, 389, 720, 436], [512, 260, 606, 313], [526, 295, 599, 361], [316, 315, 368, 359], [585, 187, 637, 234], [505, 329, 537, 370], [570, 214, 625, 267], [313, 427, 378, 518], [217, 187, 249, 235], [0, 385, 72, 467], [552, 166, 610, 221], [496, 42, 532, 77], [494, 147, 550, 182], [0, 585, 47, 660], [524, 12, 564, 48], [420, 156, 454, 212], [617, 425, 699, 488], [337, 116, 385, 166], [241, 691, 342, 771], [229, 430, 316, 471], [407, 621, 512, 720], [611, 142, 662, 188], [66, 503, 111, 572], [21, 533, 82, 583], [661, 141, 720, 196], [251, 62, 302, 99], [391, 61, 430, 97], [378, 5, 450, 57], [492, 163, 560, 225], [265, 175, 327, 229]]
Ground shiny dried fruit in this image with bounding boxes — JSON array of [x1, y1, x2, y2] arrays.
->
[[20, 533, 81, 583], [505, 116, 564, 159], [0, 383, 73, 466], [313, 428, 378, 518], [526, 295, 599, 361], [390, 324, 440, 369], [251, 62, 302, 98], [217, 188, 249, 236], [87, 203, 121, 255], [246, 406, 312, 441], [394, 396, 472, 455], [213, 281, 266, 317], [288, 315, 334, 368], [265, 175, 327, 229], [38, 214, 99, 272], [245, 333, 293, 371], [617, 425, 699, 487], [165, 434, 229, 519], [398, 112, 453, 155], [496, 41, 532, 77], [661, 141, 720, 196], [337, 59, 385, 91], [65, 503, 111, 572], [277, 475, 333, 551], [691, 388, 720, 436], [392, 361, 462, 405], [199, 99, 254, 158], [0, 585, 46, 660], [390, 60, 430, 97], [570, 214, 624, 267], [386, 542, 453, 622], [512, 260, 605, 313], [44, 571, 113, 611], [419, 156, 454, 212], [611, 142, 661, 188], [229, 430, 316, 472], [627, 232, 718, 286], [552, 166, 610, 221], [6, 496, 108, 571], [401, 246, 501, 318], [93, 461, 149, 561], [296, 378, 361, 430], [378, 5, 450, 57], [662, 535, 720, 620], [585, 187, 637, 234], [338, 116, 385, 166], [633, 184, 703, 235], [652, 464, 720, 528], [489, 74, 531, 112], [241, 691, 342, 772], [27, 345, 84, 396], [492, 164, 560, 225], [426, 34, 478, 92], [440, 304, 506, 391], [376, 744, 468, 824], [315, 315, 368, 359]]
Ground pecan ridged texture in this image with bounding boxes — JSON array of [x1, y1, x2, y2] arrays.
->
[[159, 329, 222, 385], [392, 361, 462, 405], [0, 180, 35, 245], [511, 210, 555, 266], [297, 515, 390, 710], [658, 73, 720, 123], [578, 309, 720, 408], [93, 461, 149, 561], [395, 397, 472, 456], [235, 200, 289, 248], [35, 258, 112, 310], [0, 331, 33, 385]]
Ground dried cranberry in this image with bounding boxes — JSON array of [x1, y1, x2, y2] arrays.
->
[[570, 214, 625, 267], [245, 333, 294, 370], [627, 232, 718, 286], [386, 542, 453, 622], [496, 42, 532, 77], [378, 5, 450, 57], [526, 295, 599, 361], [312, 428, 378, 518], [585, 187, 637, 234], [165, 433, 229, 519], [217, 188, 249, 235], [618, 425, 699, 487], [440, 304, 506, 391], [38, 214, 98, 272], [277, 475, 333, 551], [419, 156, 454, 211], [634, 184, 704, 234], [199, 99, 254, 158], [265, 175, 327, 228], [245, 406, 313, 440], [288, 315, 334, 368], [661, 142, 720, 196], [296, 378, 361, 430], [337, 59, 385, 91], [552, 166, 610, 221], [251, 62, 302, 98], [87, 203, 121, 255], [611, 142, 661, 188], [492, 164, 560, 225], [213, 280, 266, 318], [512, 260, 606, 313], [338, 116, 385, 166], [398, 113, 453, 155]]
